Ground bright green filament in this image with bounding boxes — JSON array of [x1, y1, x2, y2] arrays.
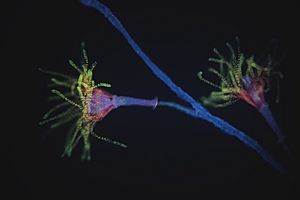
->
[[40, 43, 124, 160]]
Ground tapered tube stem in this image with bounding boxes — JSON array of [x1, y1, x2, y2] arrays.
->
[[259, 104, 291, 157], [259, 104, 284, 144], [112, 95, 158, 109]]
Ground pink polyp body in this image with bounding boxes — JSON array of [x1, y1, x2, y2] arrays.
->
[[240, 75, 266, 110], [89, 88, 158, 122], [90, 88, 115, 121]]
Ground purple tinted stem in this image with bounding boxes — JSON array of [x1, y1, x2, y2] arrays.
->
[[80, 0, 287, 174], [112, 95, 158, 109], [259, 104, 284, 143], [260, 104, 291, 157]]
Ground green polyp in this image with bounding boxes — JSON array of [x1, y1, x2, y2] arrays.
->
[[199, 39, 281, 109], [198, 40, 249, 107], [41, 43, 125, 160]]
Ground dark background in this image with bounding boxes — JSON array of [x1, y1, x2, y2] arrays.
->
[[5, 0, 300, 199]]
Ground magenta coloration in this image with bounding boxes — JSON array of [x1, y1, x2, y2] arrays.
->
[[40, 42, 160, 159], [241, 75, 289, 151], [78, 0, 288, 173], [241, 75, 266, 110], [89, 88, 115, 122], [89, 88, 158, 122]]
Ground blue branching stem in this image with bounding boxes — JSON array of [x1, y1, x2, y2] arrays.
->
[[159, 101, 287, 174], [79, 0, 206, 113], [80, 0, 286, 174]]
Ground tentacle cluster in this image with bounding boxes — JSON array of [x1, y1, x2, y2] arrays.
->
[[198, 37, 282, 110], [40, 43, 125, 160]]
